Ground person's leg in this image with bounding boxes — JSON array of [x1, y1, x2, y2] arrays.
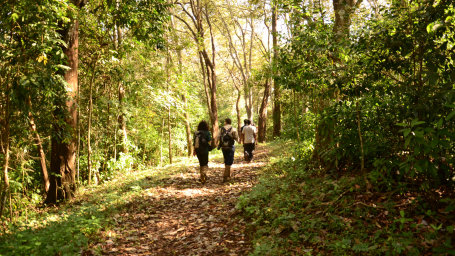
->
[[243, 145, 248, 161], [251, 143, 255, 160], [226, 146, 235, 165], [197, 150, 209, 183], [223, 147, 235, 182], [244, 143, 253, 162], [222, 148, 228, 165]]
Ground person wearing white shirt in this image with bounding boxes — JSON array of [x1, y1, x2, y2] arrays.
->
[[241, 120, 257, 162]]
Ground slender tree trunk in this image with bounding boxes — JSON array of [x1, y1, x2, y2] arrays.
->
[[356, 101, 365, 173], [272, 0, 281, 138], [104, 80, 112, 168], [236, 87, 241, 132], [0, 83, 10, 219], [244, 85, 253, 121], [199, 54, 212, 113], [45, 11, 80, 204], [258, 78, 271, 142], [117, 24, 128, 154], [167, 108, 172, 164], [118, 82, 128, 154], [165, 54, 173, 164], [27, 98, 49, 193], [87, 60, 97, 185], [209, 71, 219, 144], [77, 70, 81, 185], [160, 118, 164, 166], [0, 144, 10, 222], [176, 45, 193, 157], [177, 0, 219, 145], [293, 90, 300, 140], [182, 95, 193, 157]]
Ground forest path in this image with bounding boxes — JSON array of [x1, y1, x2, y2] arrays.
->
[[94, 145, 270, 255]]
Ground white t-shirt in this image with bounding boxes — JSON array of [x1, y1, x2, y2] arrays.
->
[[242, 125, 257, 144]]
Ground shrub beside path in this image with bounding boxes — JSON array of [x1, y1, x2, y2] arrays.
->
[[91, 145, 270, 255]]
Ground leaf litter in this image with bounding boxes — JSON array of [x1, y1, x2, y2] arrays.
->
[[89, 146, 270, 255]]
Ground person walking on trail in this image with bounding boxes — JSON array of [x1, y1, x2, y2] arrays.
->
[[217, 118, 239, 182], [240, 119, 248, 134], [242, 119, 257, 162], [193, 120, 212, 184]]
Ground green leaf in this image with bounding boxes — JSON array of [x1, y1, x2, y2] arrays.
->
[[403, 128, 411, 137], [446, 110, 455, 121], [411, 119, 425, 127]]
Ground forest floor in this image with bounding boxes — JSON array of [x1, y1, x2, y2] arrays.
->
[[0, 143, 281, 256], [87, 144, 274, 255]]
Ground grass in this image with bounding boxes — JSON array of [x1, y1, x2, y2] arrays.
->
[[0, 155, 202, 256], [237, 140, 455, 255], [0, 144, 253, 256]]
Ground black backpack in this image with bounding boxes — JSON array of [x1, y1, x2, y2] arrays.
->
[[195, 131, 208, 149], [220, 127, 234, 148]]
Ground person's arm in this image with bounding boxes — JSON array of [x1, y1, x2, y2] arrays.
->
[[240, 130, 245, 144], [235, 130, 240, 143]]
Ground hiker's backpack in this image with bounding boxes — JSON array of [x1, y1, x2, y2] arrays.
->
[[220, 127, 235, 148], [195, 131, 208, 149]]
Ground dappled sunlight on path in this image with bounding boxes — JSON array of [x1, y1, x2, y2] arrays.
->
[[92, 145, 270, 255]]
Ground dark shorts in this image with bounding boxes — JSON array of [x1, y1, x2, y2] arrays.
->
[[221, 146, 235, 166], [196, 149, 209, 166]]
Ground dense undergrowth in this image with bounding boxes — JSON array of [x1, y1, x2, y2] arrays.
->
[[237, 140, 455, 255]]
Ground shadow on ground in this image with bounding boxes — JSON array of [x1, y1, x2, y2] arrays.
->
[[0, 144, 271, 256]]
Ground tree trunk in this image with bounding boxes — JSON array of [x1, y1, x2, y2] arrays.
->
[[176, 0, 219, 145], [45, 15, 80, 204], [176, 44, 193, 157], [272, 0, 281, 138], [87, 60, 97, 185], [118, 82, 128, 154], [312, 0, 360, 166], [27, 98, 49, 194], [356, 101, 365, 173], [165, 53, 173, 164], [167, 108, 172, 164], [182, 95, 193, 157], [0, 141, 10, 221], [116, 23, 128, 154], [258, 78, 271, 143], [236, 87, 241, 133], [208, 68, 219, 145], [0, 81, 11, 219], [160, 118, 164, 166], [333, 0, 360, 39], [244, 85, 253, 121]]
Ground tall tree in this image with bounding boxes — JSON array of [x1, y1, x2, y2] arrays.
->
[[175, 0, 220, 143], [272, 0, 281, 138], [333, 0, 363, 39], [220, 2, 256, 122], [46, 0, 86, 204]]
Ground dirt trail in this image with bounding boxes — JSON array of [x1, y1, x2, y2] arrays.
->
[[95, 145, 270, 255]]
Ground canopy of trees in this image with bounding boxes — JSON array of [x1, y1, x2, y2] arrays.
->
[[0, 0, 454, 254]]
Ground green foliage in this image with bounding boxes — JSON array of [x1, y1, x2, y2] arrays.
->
[[277, 0, 455, 193], [238, 141, 455, 255], [0, 158, 193, 255]]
